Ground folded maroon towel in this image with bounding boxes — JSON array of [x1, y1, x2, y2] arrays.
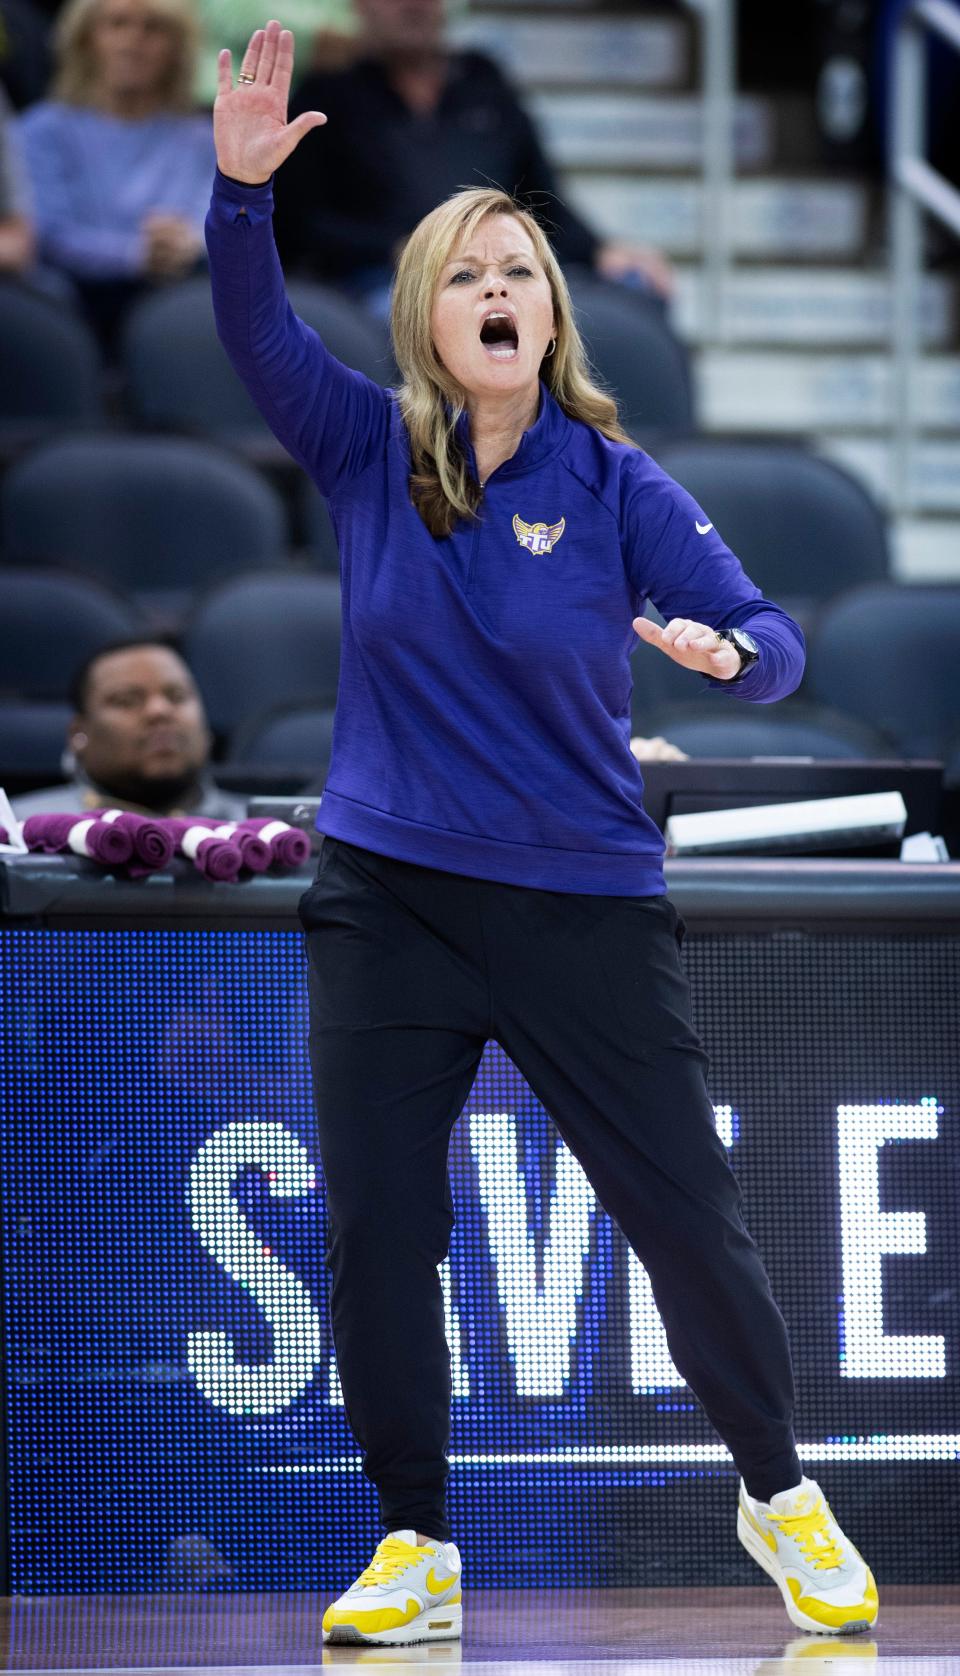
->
[[240, 817, 311, 868], [204, 821, 272, 873], [22, 813, 79, 853], [22, 813, 133, 865], [96, 809, 175, 872], [87, 820, 134, 865], [167, 819, 243, 883], [235, 831, 272, 871]]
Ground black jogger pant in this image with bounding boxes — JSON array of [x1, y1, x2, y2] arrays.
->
[[298, 837, 802, 1541]]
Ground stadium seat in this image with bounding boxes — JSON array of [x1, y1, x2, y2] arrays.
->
[[1, 435, 289, 619], [0, 701, 73, 785], [564, 275, 694, 437], [0, 280, 104, 438], [635, 701, 898, 760], [122, 276, 396, 444], [651, 439, 890, 619], [181, 572, 341, 737], [227, 702, 337, 782], [806, 583, 960, 759], [0, 567, 140, 702]]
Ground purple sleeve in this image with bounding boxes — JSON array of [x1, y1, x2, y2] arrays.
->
[[204, 169, 389, 493], [623, 460, 806, 704]]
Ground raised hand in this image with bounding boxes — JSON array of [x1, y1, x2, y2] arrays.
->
[[214, 19, 326, 186], [632, 615, 742, 680]]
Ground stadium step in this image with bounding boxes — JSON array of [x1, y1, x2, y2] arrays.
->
[[891, 517, 960, 580], [671, 266, 954, 348], [817, 436, 960, 514], [453, 9, 691, 89], [695, 349, 960, 431], [531, 90, 774, 170], [562, 173, 871, 260]]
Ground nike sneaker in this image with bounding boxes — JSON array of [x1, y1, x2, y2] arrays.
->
[[737, 1476, 878, 1635], [322, 1529, 462, 1646]]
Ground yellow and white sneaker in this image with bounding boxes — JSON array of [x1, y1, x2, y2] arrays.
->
[[322, 1529, 462, 1646], [737, 1476, 878, 1636]]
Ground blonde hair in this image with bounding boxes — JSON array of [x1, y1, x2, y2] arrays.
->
[[390, 187, 636, 539], [53, 0, 199, 111]]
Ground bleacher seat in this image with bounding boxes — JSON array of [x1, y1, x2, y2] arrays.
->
[[0, 567, 140, 702], [565, 275, 694, 437], [651, 440, 891, 623], [635, 701, 898, 760], [181, 572, 341, 737], [0, 280, 104, 439], [226, 702, 337, 782], [806, 583, 960, 759], [0, 701, 73, 786], [1, 435, 288, 621], [122, 277, 396, 445]]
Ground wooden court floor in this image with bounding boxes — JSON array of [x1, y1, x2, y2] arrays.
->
[[1, 1587, 958, 1674]]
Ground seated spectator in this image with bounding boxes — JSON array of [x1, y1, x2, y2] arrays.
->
[[273, 0, 674, 318], [16, 0, 215, 349], [0, 82, 34, 271], [193, 0, 356, 108], [12, 638, 248, 820]]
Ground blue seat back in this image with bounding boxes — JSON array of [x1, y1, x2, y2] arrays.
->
[[182, 572, 341, 736]]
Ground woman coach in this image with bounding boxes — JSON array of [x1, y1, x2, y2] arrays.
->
[[206, 19, 878, 1646]]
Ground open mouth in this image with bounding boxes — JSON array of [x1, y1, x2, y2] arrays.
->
[[479, 312, 519, 360]]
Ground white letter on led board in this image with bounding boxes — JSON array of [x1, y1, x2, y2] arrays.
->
[[187, 1120, 324, 1415], [469, 1112, 595, 1396], [838, 1098, 945, 1379]]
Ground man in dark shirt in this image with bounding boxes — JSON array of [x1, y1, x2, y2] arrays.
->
[[12, 639, 247, 821], [273, 0, 673, 310]]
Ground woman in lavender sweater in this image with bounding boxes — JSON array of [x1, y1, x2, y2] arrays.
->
[[17, 0, 215, 344]]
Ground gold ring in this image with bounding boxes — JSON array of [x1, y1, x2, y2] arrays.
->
[[238, 71, 256, 82], [715, 630, 725, 645]]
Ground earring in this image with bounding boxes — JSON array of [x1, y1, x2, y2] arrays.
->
[[544, 338, 557, 358], [73, 733, 88, 748]]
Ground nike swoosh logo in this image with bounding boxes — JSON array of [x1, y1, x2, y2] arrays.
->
[[426, 1567, 459, 1595], [695, 521, 713, 535]]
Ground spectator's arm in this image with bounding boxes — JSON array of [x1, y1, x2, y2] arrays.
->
[[16, 110, 146, 277], [0, 88, 35, 271], [0, 214, 35, 272]]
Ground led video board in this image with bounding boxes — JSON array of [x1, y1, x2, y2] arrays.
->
[[0, 927, 956, 1592]]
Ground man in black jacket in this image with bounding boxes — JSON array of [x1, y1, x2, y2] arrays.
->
[[273, 0, 672, 312]]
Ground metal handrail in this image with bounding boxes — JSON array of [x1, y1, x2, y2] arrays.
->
[[681, 0, 736, 345], [891, 0, 960, 515]]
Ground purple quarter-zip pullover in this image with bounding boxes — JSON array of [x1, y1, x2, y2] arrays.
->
[[206, 170, 805, 894]]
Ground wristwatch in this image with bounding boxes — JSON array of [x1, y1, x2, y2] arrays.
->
[[715, 626, 760, 683]]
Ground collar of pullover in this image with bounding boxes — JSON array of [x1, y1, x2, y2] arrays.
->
[[453, 381, 569, 485]]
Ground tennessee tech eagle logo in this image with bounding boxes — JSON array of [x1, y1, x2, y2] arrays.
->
[[513, 514, 566, 555]]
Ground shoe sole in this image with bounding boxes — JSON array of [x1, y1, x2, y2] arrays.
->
[[322, 1601, 463, 1646], [736, 1510, 874, 1637]]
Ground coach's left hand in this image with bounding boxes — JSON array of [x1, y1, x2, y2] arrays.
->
[[632, 616, 742, 680]]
